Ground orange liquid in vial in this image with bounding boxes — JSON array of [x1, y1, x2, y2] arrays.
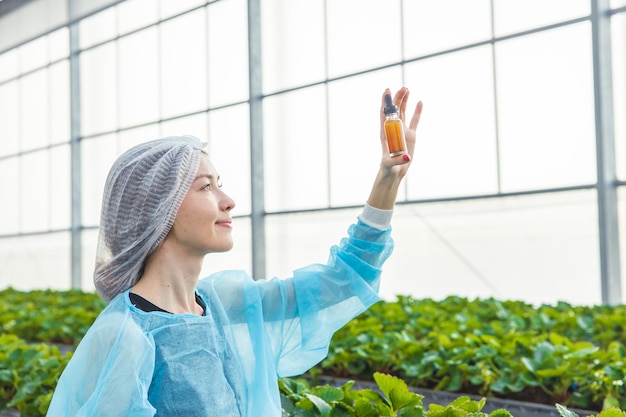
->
[[384, 119, 406, 156]]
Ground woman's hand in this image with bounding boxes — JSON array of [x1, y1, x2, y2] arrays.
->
[[367, 87, 423, 210], [379, 87, 423, 179]]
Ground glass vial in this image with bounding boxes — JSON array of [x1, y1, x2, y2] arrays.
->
[[383, 93, 407, 157]]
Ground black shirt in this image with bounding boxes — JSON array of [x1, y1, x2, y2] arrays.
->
[[129, 292, 206, 315]]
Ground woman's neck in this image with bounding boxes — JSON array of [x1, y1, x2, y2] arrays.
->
[[131, 245, 204, 315]]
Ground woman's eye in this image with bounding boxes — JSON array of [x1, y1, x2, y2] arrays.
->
[[202, 182, 222, 190]]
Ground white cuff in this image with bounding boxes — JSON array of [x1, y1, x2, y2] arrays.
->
[[358, 203, 393, 229]]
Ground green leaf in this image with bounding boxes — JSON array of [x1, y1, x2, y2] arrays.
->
[[0, 370, 15, 383], [374, 372, 411, 409], [281, 393, 296, 415], [374, 373, 408, 396], [312, 385, 344, 403], [425, 404, 467, 417], [597, 409, 626, 417], [304, 394, 332, 417], [389, 388, 424, 411], [489, 409, 513, 417], [603, 397, 621, 411], [328, 402, 353, 417], [521, 357, 536, 373], [555, 403, 580, 417], [446, 396, 486, 413], [563, 346, 599, 360], [398, 405, 426, 417], [353, 398, 384, 417]]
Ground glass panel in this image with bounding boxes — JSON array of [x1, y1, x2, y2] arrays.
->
[[403, 0, 492, 58], [612, 0, 626, 7], [80, 43, 118, 136], [200, 216, 252, 278], [264, 86, 327, 212], [384, 191, 600, 305], [117, 0, 159, 35], [326, 0, 402, 78], [0, 81, 19, 157], [160, 112, 207, 139], [493, 0, 589, 37], [0, 233, 71, 290], [327, 67, 403, 207], [261, 0, 325, 93], [208, 0, 248, 106], [20, 150, 50, 233], [496, 23, 596, 191], [0, 158, 19, 235], [79, 7, 117, 49], [118, 28, 159, 128], [404, 46, 498, 199], [160, 9, 208, 118], [81, 134, 119, 227], [20, 69, 49, 151], [50, 60, 70, 144], [614, 14, 626, 180], [48, 28, 69, 62], [265, 208, 362, 280], [119, 124, 160, 153], [49, 145, 71, 230], [208, 104, 251, 215], [617, 187, 626, 302], [18, 35, 48, 73], [159, 0, 205, 19], [81, 228, 99, 292], [0, 49, 18, 82]]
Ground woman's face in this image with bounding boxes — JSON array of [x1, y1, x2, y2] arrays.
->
[[167, 153, 236, 256]]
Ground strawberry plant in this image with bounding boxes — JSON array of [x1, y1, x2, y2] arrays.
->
[[279, 372, 515, 417], [2, 289, 626, 415], [0, 288, 104, 345], [0, 334, 71, 417], [317, 296, 626, 410]]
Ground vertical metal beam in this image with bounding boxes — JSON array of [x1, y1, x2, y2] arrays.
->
[[490, 0, 503, 194], [247, 0, 266, 280], [69, 0, 83, 289], [591, 0, 621, 304]]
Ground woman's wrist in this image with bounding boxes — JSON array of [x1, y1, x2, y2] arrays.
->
[[359, 203, 393, 229], [366, 169, 403, 210]]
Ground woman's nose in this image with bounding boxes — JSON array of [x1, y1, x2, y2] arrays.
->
[[221, 192, 235, 211]]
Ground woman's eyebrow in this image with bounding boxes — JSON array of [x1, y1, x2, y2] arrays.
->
[[194, 174, 220, 181]]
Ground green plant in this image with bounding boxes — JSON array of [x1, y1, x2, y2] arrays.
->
[[0, 334, 71, 416], [279, 372, 515, 417], [556, 403, 626, 417], [0, 288, 105, 345], [317, 296, 626, 410]]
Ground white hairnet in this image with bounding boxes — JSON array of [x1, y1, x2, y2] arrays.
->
[[94, 135, 206, 302]]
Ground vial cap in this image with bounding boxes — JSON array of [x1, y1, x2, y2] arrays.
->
[[383, 93, 398, 115]]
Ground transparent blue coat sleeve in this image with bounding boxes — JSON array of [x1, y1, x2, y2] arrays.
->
[[221, 219, 394, 378], [276, 220, 393, 376], [46, 309, 157, 417], [198, 220, 393, 414]]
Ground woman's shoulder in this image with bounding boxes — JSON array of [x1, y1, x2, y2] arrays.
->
[[197, 269, 254, 292], [84, 292, 152, 347]]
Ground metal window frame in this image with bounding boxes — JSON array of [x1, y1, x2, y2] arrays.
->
[[0, 0, 623, 303]]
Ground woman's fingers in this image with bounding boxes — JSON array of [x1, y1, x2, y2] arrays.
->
[[408, 100, 424, 132]]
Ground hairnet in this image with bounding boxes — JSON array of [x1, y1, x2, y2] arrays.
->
[[94, 135, 206, 302]]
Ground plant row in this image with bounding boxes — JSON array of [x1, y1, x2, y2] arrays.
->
[[314, 296, 626, 411], [280, 372, 625, 417], [0, 334, 68, 416], [1, 289, 626, 415], [0, 288, 105, 345]]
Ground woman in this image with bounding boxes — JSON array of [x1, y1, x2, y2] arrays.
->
[[47, 87, 423, 416]]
